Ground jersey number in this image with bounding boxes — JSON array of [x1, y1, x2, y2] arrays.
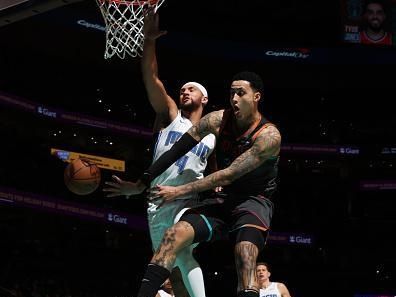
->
[[175, 155, 189, 174]]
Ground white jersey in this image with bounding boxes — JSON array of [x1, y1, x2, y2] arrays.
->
[[149, 110, 215, 206], [260, 282, 281, 297], [157, 289, 174, 297], [147, 110, 216, 249]]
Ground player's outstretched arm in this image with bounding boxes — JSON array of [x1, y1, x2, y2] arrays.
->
[[151, 124, 281, 201], [141, 8, 177, 123], [103, 110, 224, 198]]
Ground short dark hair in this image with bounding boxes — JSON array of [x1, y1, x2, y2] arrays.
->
[[364, 0, 386, 10], [256, 262, 271, 272], [232, 71, 264, 95]]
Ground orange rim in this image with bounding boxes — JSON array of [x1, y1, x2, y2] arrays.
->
[[101, 0, 159, 5]]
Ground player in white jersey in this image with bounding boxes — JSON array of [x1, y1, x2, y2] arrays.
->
[[103, 8, 215, 297], [257, 262, 291, 297]]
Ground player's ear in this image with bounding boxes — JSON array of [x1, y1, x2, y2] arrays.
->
[[254, 92, 261, 103], [202, 96, 208, 106]]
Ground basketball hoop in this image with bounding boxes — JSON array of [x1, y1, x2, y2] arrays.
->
[[96, 0, 165, 59]]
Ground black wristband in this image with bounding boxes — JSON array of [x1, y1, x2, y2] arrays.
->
[[141, 133, 199, 185]]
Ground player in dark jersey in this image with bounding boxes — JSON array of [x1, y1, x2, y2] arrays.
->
[[110, 71, 281, 297]]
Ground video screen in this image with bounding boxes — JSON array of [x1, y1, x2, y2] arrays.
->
[[341, 0, 396, 46]]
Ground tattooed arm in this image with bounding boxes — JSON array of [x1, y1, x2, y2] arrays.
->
[[151, 124, 281, 201], [187, 109, 223, 140]]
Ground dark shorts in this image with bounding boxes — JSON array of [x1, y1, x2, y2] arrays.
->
[[180, 193, 273, 250]]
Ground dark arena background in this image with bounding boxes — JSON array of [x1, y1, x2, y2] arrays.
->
[[1, 0, 396, 296]]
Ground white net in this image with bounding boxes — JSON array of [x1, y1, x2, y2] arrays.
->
[[96, 0, 165, 59]]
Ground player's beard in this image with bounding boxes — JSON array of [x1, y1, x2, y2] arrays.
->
[[369, 19, 383, 31], [181, 100, 198, 112]]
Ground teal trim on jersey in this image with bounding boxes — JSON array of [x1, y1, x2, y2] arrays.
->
[[200, 214, 213, 242]]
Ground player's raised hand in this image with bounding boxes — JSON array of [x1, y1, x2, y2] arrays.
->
[[143, 6, 167, 41]]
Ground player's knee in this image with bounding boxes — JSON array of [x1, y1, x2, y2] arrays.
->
[[162, 221, 194, 252], [233, 227, 267, 252]]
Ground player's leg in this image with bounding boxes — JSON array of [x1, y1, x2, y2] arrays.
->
[[137, 220, 195, 297], [137, 207, 224, 297], [232, 195, 273, 297], [171, 208, 205, 297], [174, 245, 205, 297], [172, 208, 228, 297], [234, 228, 262, 297], [172, 208, 205, 297], [147, 205, 197, 297], [232, 218, 268, 297]]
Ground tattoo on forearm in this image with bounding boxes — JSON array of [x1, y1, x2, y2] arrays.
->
[[181, 125, 281, 195], [227, 125, 281, 180], [183, 170, 229, 194]]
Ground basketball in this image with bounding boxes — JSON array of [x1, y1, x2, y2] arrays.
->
[[64, 158, 101, 195]]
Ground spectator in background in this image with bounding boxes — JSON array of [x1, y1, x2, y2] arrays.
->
[[257, 262, 291, 297], [360, 0, 392, 45]]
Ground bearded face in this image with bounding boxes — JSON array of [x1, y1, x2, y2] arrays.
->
[[179, 84, 207, 112], [365, 3, 386, 32]]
